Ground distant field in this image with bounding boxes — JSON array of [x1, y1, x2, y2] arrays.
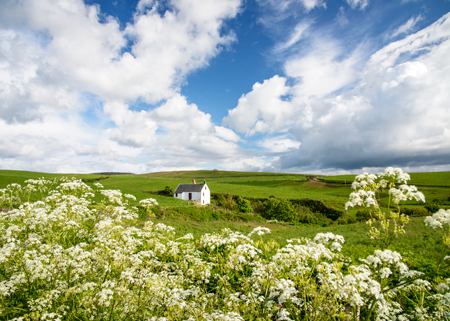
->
[[321, 171, 450, 187], [1, 168, 449, 275], [2, 169, 449, 209]]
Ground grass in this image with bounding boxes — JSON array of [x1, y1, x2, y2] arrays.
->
[[1, 168, 449, 277], [154, 216, 447, 275], [2, 168, 449, 213]]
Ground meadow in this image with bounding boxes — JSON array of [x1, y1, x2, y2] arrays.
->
[[1, 168, 450, 320]]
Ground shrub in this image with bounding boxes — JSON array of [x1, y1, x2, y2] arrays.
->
[[400, 207, 415, 216], [425, 203, 440, 213], [356, 209, 372, 222], [262, 197, 298, 223], [163, 185, 174, 196], [216, 194, 238, 211], [413, 206, 431, 217], [294, 198, 343, 221], [298, 213, 318, 224], [235, 196, 253, 213]]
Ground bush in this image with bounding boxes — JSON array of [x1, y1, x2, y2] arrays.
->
[[425, 203, 440, 213], [294, 198, 343, 221], [413, 207, 430, 217], [163, 185, 174, 196], [262, 197, 298, 223], [356, 209, 373, 222], [216, 194, 238, 211], [235, 196, 253, 213], [299, 213, 318, 224]]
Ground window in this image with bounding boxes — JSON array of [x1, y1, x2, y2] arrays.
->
[[203, 192, 204, 196]]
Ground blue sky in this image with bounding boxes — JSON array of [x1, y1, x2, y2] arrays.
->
[[1, 0, 450, 174]]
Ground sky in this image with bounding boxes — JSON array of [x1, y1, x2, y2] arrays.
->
[[1, 0, 450, 175]]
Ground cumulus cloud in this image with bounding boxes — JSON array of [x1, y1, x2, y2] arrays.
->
[[225, 12, 450, 172], [0, 0, 245, 173], [102, 94, 246, 168], [258, 136, 301, 153], [0, 0, 241, 105], [285, 39, 363, 99], [223, 75, 293, 135], [219, 156, 278, 172]]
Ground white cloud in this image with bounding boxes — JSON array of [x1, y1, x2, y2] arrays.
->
[[388, 15, 423, 39], [0, 0, 245, 173], [102, 94, 246, 168], [225, 33, 365, 137], [285, 39, 362, 98], [274, 22, 310, 53], [215, 126, 242, 142], [258, 0, 325, 12], [335, 6, 349, 26], [258, 136, 301, 153], [0, 0, 241, 109], [223, 75, 293, 135], [225, 12, 450, 172], [346, 0, 369, 10], [219, 156, 278, 172], [299, 0, 326, 12]]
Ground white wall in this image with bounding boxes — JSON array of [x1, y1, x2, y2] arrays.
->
[[173, 184, 210, 205]]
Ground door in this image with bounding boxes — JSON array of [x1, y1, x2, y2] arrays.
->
[[189, 193, 192, 200]]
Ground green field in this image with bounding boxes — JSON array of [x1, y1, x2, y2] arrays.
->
[[1, 169, 449, 258], [2, 168, 449, 209]]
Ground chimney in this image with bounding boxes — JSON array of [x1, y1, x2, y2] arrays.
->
[[193, 179, 196, 184]]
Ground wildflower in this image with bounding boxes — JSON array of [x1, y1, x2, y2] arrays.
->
[[247, 226, 271, 237]]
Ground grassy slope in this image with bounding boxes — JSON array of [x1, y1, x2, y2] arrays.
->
[[2, 169, 449, 207], [1, 169, 449, 273]]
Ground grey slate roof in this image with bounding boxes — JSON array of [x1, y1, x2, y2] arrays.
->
[[174, 183, 206, 193]]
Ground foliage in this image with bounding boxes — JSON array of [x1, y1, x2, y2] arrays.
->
[[293, 198, 343, 221], [356, 209, 372, 222], [425, 203, 440, 213], [262, 197, 298, 223], [235, 196, 253, 213], [215, 194, 238, 211], [163, 185, 174, 196], [0, 173, 449, 320]]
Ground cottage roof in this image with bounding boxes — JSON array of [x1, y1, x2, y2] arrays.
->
[[174, 183, 206, 193]]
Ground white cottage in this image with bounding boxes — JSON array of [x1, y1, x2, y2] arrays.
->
[[173, 180, 210, 205]]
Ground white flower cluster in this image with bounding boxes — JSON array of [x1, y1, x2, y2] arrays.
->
[[424, 209, 450, 229], [425, 209, 450, 248], [100, 189, 124, 205], [389, 184, 425, 205], [139, 198, 159, 207], [345, 167, 424, 210], [247, 226, 271, 237]]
